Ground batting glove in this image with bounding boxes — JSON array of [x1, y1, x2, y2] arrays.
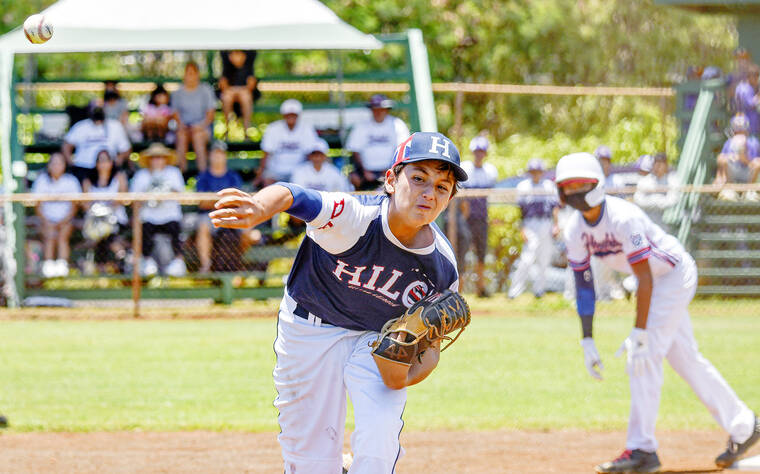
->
[[615, 328, 652, 377], [580, 337, 604, 380]]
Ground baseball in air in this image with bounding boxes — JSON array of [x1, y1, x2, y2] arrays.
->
[[23, 14, 53, 44]]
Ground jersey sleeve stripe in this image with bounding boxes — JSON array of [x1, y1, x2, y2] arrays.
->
[[627, 246, 651, 264], [568, 258, 590, 271]]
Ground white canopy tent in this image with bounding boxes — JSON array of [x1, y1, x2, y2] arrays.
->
[[0, 0, 437, 306]]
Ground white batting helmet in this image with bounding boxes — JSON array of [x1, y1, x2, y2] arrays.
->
[[555, 152, 606, 210]]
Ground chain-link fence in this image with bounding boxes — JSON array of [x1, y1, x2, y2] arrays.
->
[[3, 182, 759, 315]]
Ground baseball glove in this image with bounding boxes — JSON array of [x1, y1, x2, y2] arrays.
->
[[370, 290, 471, 366]]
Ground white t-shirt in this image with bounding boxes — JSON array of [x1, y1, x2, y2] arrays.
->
[[64, 119, 131, 169], [345, 116, 410, 171], [290, 162, 351, 192], [260, 120, 319, 181], [90, 176, 128, 225], [564, 196, 686, 280], [32, 172, 82, 223], [129, 166, 185, 224], [460, 161, 498, 189]]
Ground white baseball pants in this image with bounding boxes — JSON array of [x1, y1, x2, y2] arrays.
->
[[626, 255, 756, 452], [274, 294, 407, 474], [508, 218, 553, 297]]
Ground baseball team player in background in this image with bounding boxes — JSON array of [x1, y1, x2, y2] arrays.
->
[[210, 132, 467, 474], [458, 136, 499, 297], [507, 158, 559, 299], [555, 152, 760, 473]]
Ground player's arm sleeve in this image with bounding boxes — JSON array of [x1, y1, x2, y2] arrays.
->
[[296, 189, 375, 254], [276, 182, 323, 222], [564, 227, 595, 337], [621, 218, 651, 267]]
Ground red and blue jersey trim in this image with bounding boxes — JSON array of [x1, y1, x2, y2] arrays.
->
[[627, 246, 651, 265], [650, 241, 679, 267], [568, 257, 591, 271]]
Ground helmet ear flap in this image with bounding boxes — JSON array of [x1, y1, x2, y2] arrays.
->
[[585, 183, 605, 207]]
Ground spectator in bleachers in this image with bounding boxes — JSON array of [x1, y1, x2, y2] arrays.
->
[[172, 61, 216, 173], [714, 113, 760, 201], [141, 84, 172, 143], [290, 138, 351, 192], [102, 80, 129, 129], [255, 99, 318, 188], [346, 94, 410, 190], [219, 50, 258, 136], [734, 65, 760, 136], [195, 141, 243, 273], [457, 136, 498, 297], [594, 145, 626, 190], [82, 149, 129, 274], [32, 152, 81, 278], [507, 158, 559, 299], [634, 153, 679, 232], [130, 143, 187, 277], [62, 105, 132, 183]]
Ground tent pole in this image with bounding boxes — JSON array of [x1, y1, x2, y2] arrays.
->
[[336, 52, 346, 147], [0, 49, 20, 307]]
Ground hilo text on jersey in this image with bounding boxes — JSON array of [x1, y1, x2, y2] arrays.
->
[[332, 260, 430, 308], [582, 232, 623, 257]]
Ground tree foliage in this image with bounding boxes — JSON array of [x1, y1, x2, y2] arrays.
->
[[1, 0, 738, 149]]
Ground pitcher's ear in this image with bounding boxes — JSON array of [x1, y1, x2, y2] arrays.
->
[[384, 169, 396, 195]]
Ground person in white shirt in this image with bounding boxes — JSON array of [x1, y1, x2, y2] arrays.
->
[[32, 152, 82, 278], [507, 158, 559, 299], [556, 151, 759, 473], [62, 106, 131, 184], [458, 136, 499, 297], [290, 139, 351, 192], [346, 94, 410, 190], [634, 153, 679, 233], [130, 143, 187, 277], [255, 99, 319, 188]]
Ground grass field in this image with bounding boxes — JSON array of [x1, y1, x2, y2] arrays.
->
[[0, 295, 758, 433]]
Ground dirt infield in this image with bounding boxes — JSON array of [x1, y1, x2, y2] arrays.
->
[[2, 429, 757, 473]]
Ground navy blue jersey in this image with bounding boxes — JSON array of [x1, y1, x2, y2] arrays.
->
[[280, 185, 459, 332]]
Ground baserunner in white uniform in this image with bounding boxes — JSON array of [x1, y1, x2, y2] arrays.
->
[[211, 132, 467, 474], [556, 152, 759, 473]]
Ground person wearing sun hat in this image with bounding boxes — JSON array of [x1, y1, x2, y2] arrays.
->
[[130, 143, 187, 277]]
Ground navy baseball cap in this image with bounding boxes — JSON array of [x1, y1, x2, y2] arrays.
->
[[368, 94, 395, 109], [594, 145, 612, 160], [391, 132, 468, 181], [526, 158, 546, 171]]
